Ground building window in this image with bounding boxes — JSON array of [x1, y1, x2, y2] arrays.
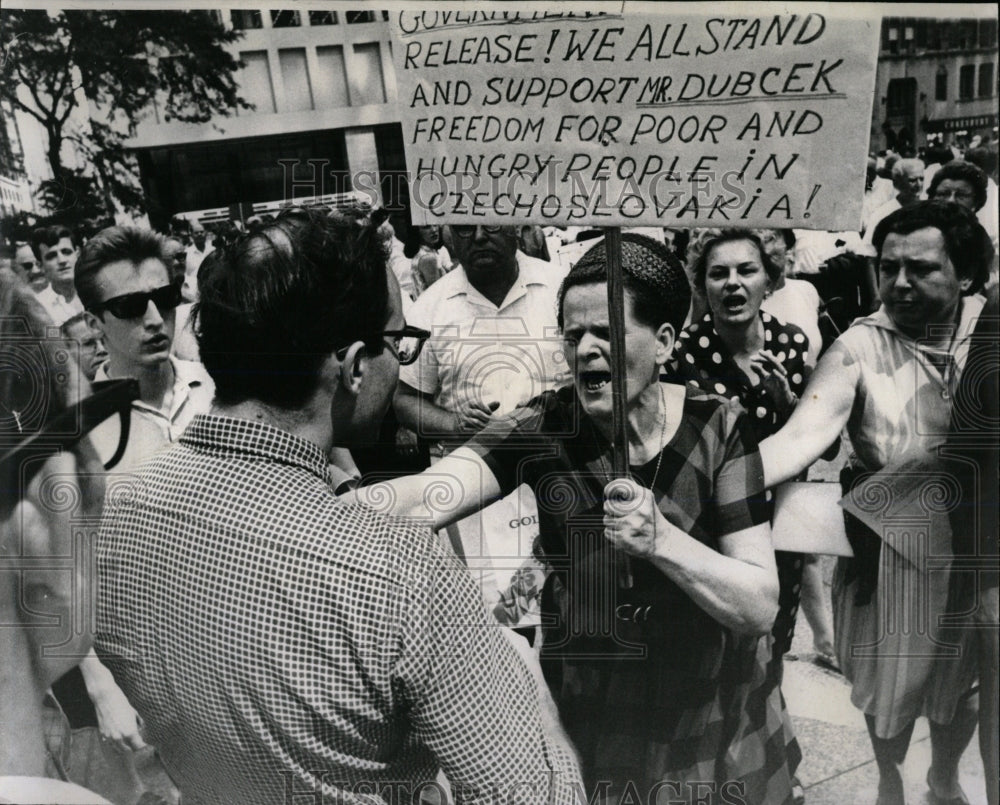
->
[[238, 51, 276, 113], [309, 10, 337, 25], [927, 21, 943, 50], [345, 10, 376, 24], [884, 24, 899, 54], [936, 68, 948, 101], [960, 64, 976, 100], [278, 49, 313, 111], [315, 46, 350, 107], [980, 19, 998, 48], [886, 77, 916, 117], [980, 63, 995, 98], [230, 10, 262, 30], [270, 10, 301, 28], [958, 20, 978, 49], [350, 43, 386, 103]]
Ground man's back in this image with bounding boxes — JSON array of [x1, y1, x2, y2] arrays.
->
[[97, 414, 578, 803]]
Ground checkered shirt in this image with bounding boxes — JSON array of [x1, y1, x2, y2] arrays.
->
[[95, 415, 581, 804]]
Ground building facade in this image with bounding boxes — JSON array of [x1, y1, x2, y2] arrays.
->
[[126, 8, 409, 231], [0, 99, 34, 222], [872, 16, 998, 153]]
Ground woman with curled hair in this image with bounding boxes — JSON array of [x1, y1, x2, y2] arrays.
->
[[355, 234, 800, 802], [927, 160, 989, 213], [674, 229, 814, 661]]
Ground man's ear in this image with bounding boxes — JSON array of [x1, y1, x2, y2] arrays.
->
[[655, 322, 676, 365], [84, 310, 104, 337], [338, 341, 368, 395]]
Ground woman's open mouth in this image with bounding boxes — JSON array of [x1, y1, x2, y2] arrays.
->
[[722, 293, 747, 312], [580, 370, 612, 392]]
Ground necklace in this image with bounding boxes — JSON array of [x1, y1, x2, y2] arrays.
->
[[594, 382, 669, 490]]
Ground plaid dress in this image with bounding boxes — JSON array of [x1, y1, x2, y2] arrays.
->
[[673, 311, 811, 658], [471, 385, 800, 803]]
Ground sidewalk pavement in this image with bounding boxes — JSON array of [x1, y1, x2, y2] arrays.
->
[[784, 557, 988, 805]]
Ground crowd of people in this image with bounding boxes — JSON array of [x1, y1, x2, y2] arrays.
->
[[0, 138, 997, 805]]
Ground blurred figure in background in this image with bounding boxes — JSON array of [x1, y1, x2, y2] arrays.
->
[[32, 226, 83, 325], [403, 223, 452, 298], [0, 269, 108, 799], [12, 242, 50, 295], [61, 312, 108, 383]]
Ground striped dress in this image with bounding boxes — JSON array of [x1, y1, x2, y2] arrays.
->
[[471, 384, 801, 804]]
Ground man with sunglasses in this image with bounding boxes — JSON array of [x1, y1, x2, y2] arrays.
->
[[395, 223, 569, 630], [93, 208, 581, 804], [76, 226, 215, 477], [46, 227, 216, 766]]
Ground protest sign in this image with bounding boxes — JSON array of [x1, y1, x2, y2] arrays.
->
[[772, 482, 853, 556], [390, 7, 880, 229], [839, 456, 960, 568]]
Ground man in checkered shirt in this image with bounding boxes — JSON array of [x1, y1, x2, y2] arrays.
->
[[94, 208, 582, 804]]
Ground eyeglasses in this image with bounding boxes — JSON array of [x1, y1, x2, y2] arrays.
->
[[91, 283, 182, 320], [451, 224, 503, 239], [336, 325, 432, 366], [930, 189, 975, 203]]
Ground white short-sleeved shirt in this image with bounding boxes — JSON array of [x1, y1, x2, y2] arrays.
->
[[90, 356, 215, 474], [401, 252, 569, 422], [34, 286, 84, 326]]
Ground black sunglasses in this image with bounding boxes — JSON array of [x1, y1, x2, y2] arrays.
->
[[336, 325, 432, 366], [91, 283, 182, 320], [451, 224, 503, 238]]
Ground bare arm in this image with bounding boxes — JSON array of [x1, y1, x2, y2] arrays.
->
[[394, 382, 499, 440], [394, 382, 458, 437], [349, 446, 503, 531], [758, 341, 860, 487], [79, 649, 147, 751], [604, 482, 778, 634]]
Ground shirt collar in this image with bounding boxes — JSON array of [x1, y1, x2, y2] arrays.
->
[[94, 356, 208, 420], [858, 295, 984, 348], [94, 355, 202, 387], [446, 252, 551, 308], [181, 414, 332, 484]]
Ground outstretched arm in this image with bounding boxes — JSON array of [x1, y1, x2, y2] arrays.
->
[[759, 341, 859, 487], [349, 447, 503, 532]]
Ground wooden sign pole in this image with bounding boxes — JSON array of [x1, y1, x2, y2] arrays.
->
[[605, 226, 634, 590]]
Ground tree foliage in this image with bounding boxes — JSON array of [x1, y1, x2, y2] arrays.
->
[[0, 9, 248, 219]]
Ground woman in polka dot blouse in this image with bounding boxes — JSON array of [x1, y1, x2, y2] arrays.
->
[[673, 229, 810, 669]]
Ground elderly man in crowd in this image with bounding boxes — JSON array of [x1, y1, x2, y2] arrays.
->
[[862, 158, 926, 248], [94, 208, 582, 804]]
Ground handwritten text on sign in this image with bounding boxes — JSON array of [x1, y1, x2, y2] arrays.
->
[[390, 9, 879, 228]]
